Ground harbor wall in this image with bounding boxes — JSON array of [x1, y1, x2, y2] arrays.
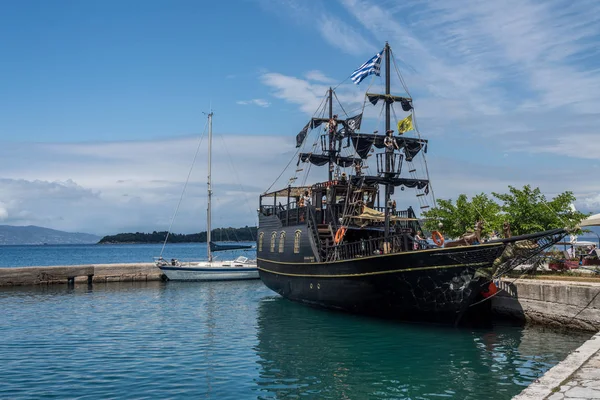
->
[[492, 278, 600, 332], [2, 265, 600, 333], [0, 263, 164, 286]]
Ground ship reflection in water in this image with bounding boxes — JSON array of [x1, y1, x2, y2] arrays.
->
[[253, 297, 591, 400]]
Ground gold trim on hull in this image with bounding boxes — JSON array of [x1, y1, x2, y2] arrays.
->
[[257, 261, 490, 278]]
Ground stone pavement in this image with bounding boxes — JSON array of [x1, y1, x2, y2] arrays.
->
[[514, 333, 600, 399], [546, 351, 600, 399]]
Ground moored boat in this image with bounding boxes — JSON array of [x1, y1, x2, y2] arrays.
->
[[157, 111, 259, 281], [257, 43, 566, 324]]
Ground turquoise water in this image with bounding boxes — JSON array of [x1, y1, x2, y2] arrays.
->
[[0, 280, 592, 399], [0, 243, 253, 267]]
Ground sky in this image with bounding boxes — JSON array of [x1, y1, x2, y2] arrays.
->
[[1, 0, 600, 236]]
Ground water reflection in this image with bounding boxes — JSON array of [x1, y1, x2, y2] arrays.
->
[[253, 297, 591, 400]]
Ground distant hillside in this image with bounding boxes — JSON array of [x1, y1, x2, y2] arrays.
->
[[99, 226, 257, 244], [0, 225, 101, 245]]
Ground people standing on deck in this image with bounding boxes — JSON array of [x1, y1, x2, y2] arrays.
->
[[414, 230, 425, 250], [302, 190, 312, 206], [328, 115, 338, 135], [568, 244, 576, 259], [354, 160, 362, 176], [384, 130, 399, 172]]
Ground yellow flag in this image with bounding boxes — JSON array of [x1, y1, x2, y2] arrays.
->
[[397, 114, 413, 134]]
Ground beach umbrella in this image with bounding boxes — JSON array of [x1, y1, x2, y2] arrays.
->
[[580, 213, 600, 228]]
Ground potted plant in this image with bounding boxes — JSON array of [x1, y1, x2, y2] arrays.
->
[[546, 249, 567, 271]]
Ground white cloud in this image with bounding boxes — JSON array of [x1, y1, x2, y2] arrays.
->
[[304, 70, 334, 83], [0, 134, 295, 235], [236, 99, 271, 107], [260, 0, 600, 161], [0, 201, 8, 220], [317, 15, 375, 55]]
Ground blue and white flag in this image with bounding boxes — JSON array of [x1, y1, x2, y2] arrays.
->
[[350, 49, 383, 85]]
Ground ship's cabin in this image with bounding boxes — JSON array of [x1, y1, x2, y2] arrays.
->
[[259, 178, 430, 260]]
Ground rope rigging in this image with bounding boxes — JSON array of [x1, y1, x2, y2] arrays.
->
[[159, 118, 209, 257]]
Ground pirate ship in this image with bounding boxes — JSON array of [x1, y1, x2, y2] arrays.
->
[[257, 43, 567, 324]]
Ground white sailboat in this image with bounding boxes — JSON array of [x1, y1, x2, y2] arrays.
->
[[156, 111, 259, 281]]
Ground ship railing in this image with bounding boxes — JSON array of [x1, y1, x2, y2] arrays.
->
[[370, 207, 411, 219], [261, 201, 321, 227], [324, 234, 410, 261]]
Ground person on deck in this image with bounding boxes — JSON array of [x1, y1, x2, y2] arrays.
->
[[413, 230, 425, 250], [354, 160, 362, 176], [384, 130, 399, 172], [328, 115, 338, 135], [302, 190, 312, 206], [568, 244, 576, 259]]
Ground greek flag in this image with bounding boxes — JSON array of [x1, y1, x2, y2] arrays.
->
[[350, 49, 383, 85]]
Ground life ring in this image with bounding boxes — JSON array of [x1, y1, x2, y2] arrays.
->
[[481, 281, 498, 298], [334, 227, 347, 244], [431, 230, 444, 246]]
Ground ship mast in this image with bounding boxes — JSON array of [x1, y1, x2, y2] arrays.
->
[[383, 42, 391, 242], [207, 111, 213, 262], [328, 87, 334, 181]]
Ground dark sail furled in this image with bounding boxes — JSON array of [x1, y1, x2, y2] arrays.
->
[[299, 153, 362, 167], [399, 137, 428, 161], [295, 118, 329, 148], [351, 175, 429, 189], [209, 241, 253, 252], [366, 93, 413, 111], [296, 122, 310, 148], [350, 133, 427, 161]]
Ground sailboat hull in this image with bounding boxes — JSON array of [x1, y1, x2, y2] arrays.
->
[[160, 264, 259, 281], [258, 243, 505, 323]]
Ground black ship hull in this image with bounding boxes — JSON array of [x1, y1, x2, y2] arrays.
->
[[258, 243, 505, 324]]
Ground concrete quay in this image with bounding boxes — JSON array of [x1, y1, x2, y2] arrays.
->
[[513, 333, 600, 399], [493, 278, 600, 332], [498, 279, 600, 399], [0, 263, 164, 286]]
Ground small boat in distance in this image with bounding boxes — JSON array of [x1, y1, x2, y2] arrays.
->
[[156, 111, 259, 281]]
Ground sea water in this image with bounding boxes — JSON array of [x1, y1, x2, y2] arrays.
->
[[0, 243, 253, 267], [0, 245, 593, 399]]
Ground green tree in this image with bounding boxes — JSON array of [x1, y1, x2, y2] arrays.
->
[[422, 193, 501, 238], [491, 185, 586, 235]]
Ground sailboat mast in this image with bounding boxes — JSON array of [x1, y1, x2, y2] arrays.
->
[[207, 111, 213, 262], [328, 87, 333, 182], [384, 42, 391, 241]]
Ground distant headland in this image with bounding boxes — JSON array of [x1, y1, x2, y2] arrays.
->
[[98, 226, 257, 244], [0, 225, 101, 245]]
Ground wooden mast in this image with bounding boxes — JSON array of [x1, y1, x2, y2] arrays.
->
[[384, 42, 391, 243]]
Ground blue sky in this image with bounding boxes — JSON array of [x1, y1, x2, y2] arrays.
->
[[1, 0, 599, 235]]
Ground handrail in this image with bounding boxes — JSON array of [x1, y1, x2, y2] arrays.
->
[[324, 234, 411, 261], [306, 205, 322, 261]]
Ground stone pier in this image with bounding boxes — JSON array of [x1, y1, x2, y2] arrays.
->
[[0, 263, 164, 286]]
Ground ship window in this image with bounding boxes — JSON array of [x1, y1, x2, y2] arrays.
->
[[258, 232, 264, 251], [294, 230, 301, 253], [270, 231, 276, 252], [278, 231, 286, 253]]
